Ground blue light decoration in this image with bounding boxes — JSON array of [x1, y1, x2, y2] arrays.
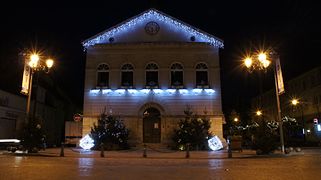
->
[[208, 136, 223, 151], [79, 134, 95, 150], [82, 9, 224, 48], [89, 88, 215, 96]]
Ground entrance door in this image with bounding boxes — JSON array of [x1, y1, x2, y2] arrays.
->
[[143, 107, 161, 143]]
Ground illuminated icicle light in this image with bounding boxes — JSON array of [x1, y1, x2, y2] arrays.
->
[[89, 88, 215, 96], [179, 89, 188, 94], [192, 88, 203, 94], [90, 89, 100, 94], [127, 89, 137, 94], [82, 10, 224, 48], [208, 136, 223, 151], [318, 124, 321, 132], [166, 89, 176, 94], [153, 89, 163, 94], [204, 89, 215, 94], [79, 134, 94, 150], [102, 89, 112, 94], [140, 89, 150, 94], [115, 89, 126, 94]]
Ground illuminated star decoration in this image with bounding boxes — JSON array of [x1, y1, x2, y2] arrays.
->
[[79, 134, 95, 150], [208, 136, 223, 151], [82, 9, 224, 48]]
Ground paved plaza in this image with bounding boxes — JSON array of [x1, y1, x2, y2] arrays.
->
[[0, 147, 321, 180]]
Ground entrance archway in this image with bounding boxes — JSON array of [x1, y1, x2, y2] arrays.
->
[[143, 107, 161, 143]]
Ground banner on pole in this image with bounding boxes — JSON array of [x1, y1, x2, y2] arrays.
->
[[275, 57, 285, 95], [21, 57, 30, 95]]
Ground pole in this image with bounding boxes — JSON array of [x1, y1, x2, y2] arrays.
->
[[26, 69, 34, 123], [301, 105, 305, 143], [273, 61, 285, 154]]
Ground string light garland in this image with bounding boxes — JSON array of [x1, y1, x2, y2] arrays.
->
[[82, 9, 224, 48]]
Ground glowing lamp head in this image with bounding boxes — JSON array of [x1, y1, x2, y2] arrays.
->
[[29, 54, 39, 68], [256, 110, 262, 116], [46, 59, 54, 68], [262, 59, 271, 68], [234, 117, 238, 122], [258, 53, 267, 62], [291, 99, 299, 106], [244, 57, 253, 68]]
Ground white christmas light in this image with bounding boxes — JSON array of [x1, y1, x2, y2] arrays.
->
[[82, 9, 224, 48], [140, 89, 150, 94], [153, 89, 163, 94], [192, 88, 203, 93], [166, 89, 176, 94], [89, 88, 215, 96], [102, 89, 112, 94], [128, 89, 137, 94], [179, 89, 188, 94], [208, 136, 223, 151], [79, 134, 94, 150], [115, 89, 126, 94]]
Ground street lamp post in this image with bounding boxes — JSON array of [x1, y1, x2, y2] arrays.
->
[[24, 53, 54, 122], [243, 50, 285, 154]]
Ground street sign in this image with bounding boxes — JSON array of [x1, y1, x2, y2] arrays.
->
[[73, 113, 82, 122]]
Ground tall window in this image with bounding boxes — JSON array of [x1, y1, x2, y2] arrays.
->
[[121, 64, 134, 87], [196, 63, 208, 87], [171, 63, 183, 87], [146, 63, 159, 87], [97, 63, 109, 87]]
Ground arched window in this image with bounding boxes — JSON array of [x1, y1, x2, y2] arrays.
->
[[196, 63, 208, 87], [121, 64, 134, 87], [171, 63, 183, 87], [97, 63, 109, 87], [146, 63, 159, 87]]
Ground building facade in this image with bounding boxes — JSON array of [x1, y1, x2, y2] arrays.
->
[[251, 66, 321, 142], [82, 9, 224, 146], [0, 89, 26, 139]]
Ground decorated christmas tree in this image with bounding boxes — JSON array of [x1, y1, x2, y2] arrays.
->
[[172, 106, 212, 150], [90, 109, 129, 150]]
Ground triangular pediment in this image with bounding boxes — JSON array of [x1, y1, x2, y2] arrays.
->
[[82, 9, 224, 48]]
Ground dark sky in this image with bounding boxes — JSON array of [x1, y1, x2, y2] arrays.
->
[[1, 0, 321, 117]]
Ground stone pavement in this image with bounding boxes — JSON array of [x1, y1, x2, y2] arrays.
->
[[1, 147, 320, 180]]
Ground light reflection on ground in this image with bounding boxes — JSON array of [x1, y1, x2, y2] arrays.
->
[[78, 158, 94, 176]]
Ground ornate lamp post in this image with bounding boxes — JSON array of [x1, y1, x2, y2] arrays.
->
[[243, 50, 285, 154], [24, 53, 54, 122]]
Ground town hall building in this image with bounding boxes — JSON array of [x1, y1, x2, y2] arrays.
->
[[82, 9, 224, 146]]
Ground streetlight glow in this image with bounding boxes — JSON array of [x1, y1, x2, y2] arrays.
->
[[46, 59, 54, 68], [256, 110, 262, 116], [244, 57, 253, 68], [29, 54, 39, 68], [234, 117, 238, 122], [258, 52, 267, 62], [291, 99, 299, 106]]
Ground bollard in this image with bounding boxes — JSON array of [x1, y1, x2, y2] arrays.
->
[[60, 142, 64, 157], [227, 137, 232, 158], [143, 144, 147, 158], [185, 143, 190, 158], [100, 143, 105, 157]]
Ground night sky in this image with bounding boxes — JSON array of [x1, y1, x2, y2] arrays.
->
[[1, 0, 321, 117]]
